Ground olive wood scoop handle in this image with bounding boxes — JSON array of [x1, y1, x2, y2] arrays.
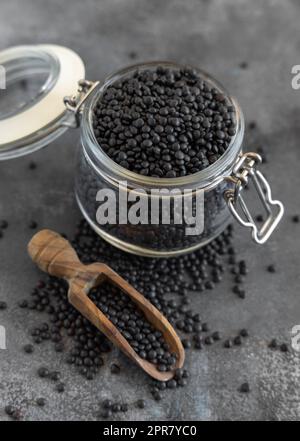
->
[[28, 229, 185, 381]]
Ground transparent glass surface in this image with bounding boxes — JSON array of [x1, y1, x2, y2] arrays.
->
[[0, 54, 56, 120], [0, 46, 70, 160], [76, 62, 244, 257]]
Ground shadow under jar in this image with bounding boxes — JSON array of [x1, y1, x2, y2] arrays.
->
[[0, 46, 283, 257], [75, 62, 283, 257]]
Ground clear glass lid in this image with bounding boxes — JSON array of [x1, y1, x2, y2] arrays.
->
[[0, 44, 85, 160]]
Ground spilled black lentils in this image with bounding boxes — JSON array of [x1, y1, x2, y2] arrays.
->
[[20, 219, 250, 388], [12, 217, 279, 420], [93, 65, 236, 177], [0, 219, 8, 241], [89, 282, 177, 371]]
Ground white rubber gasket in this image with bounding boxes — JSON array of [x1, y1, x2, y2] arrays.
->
[[0, 44, 85, 146]]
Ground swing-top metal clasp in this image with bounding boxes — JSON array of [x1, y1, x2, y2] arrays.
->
[[224, 152, 284, 244], [63, 80, 100, 128]]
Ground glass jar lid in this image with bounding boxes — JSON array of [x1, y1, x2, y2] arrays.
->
[[0, 44, 85, 160]]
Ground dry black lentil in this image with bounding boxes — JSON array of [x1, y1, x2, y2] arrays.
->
[[240, 329, 249, 338], [0, 220, 8, 229], [182, 338, 192, 349], [167, 379, 177, 389], [112, 403, 121, 412], [5, 405, 15, 416], [29, 161, 37, 170], [292, 214, 299, 223], [280, 343, 289, 353], [239, 61, 248, 69], [110, 363, 121, 374], [49, 371, 61, 382], [232, 285, 246, 299], [103, 399, 113, 409], [212, 331, 221, 341], [224, 339, 233, 348], [137, 399, 146, 409], [36, 398, 46, 407], [0, 301, 7, 310], [233, 335, 242, 346], [239, 382, 250, 393], [248, 121, 257, 130], [234, 275, 244, 284], [128, 51, 138, 60], [152, 390, 162, 401], [29, 220, 38, 229], [204, 336, 214, 345], [5, 405, 22, 420], [268, 338, 278, 349], [194, 340, 203, 350], [101, 409, 112, 419], [56, 382, 65, 393], [23, 344, 34, 354], [37, 367, 49, 378], [92, 65, 236, 178]]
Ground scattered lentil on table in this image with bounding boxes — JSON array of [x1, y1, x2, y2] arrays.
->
[[0, 301, 7, 310], [29, 220, 38, 229], [28, 161, 37, 170], [2, 218, 290, 419], [8, 218, 254, 416], [239, 382, 250, 393], [36, 398, 46, 407], [0, 220, 8, 229]]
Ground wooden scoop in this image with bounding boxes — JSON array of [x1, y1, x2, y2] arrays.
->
[[28, 230, 185, 381]]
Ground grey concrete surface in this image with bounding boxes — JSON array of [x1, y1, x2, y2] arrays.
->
[[0, 0, 300, 421]]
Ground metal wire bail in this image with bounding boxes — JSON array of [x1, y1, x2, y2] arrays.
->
[[63, 79, 100, 128], [224, 152, 284, 244]]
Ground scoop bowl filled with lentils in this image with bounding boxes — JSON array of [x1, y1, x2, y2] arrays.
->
[[76, 62, 244, 257]]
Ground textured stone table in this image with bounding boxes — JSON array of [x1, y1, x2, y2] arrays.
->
[[0, 0, 300, 421]]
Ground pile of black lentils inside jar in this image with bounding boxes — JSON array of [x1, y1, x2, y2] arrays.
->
[[93, 65, 236, 178], [75, 64, 238, 253]]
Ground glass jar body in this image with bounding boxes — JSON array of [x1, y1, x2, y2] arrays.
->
[[75, 149, 238, 257], [75, 62, 244, 257]]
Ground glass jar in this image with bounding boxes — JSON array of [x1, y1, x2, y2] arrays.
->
[[75, 62, 283, 256], [0, 46, 284, 257]]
